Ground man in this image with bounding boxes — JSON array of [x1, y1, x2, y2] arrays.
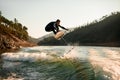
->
[[45, 19, 68, 34]]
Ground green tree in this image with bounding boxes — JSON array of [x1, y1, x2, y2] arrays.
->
[[14, 18, 18, 24], [17, 23, 23, 30], [0, 11, 1, 24], [23, 26, 28, 31], [0, 11, 1, 16]]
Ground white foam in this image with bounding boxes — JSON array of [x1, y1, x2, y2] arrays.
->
[[89, 48, 120, 80], [2, 51, 54, 62], [60, 46, 87, 59], [103, 48, 120, 59]]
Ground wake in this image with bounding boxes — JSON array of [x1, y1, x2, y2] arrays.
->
[[2, 46, 81, 62], [1, 46, 120, 80], [89, 48, 120, 80]]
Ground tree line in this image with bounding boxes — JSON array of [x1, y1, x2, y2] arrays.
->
[[0, 11, 28, 40]]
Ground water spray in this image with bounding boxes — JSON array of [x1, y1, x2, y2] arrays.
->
[[61, 37, 75, 56]]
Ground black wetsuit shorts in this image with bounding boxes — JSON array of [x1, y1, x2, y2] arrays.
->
[[45, 22, 55, 32]]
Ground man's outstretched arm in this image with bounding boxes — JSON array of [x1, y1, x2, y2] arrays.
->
[[59, 26, 69, 30]]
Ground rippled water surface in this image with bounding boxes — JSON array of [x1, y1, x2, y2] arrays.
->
[[1, 46, 120, 80]]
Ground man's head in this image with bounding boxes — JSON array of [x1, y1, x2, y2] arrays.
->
[[56, 19, 60, 25]]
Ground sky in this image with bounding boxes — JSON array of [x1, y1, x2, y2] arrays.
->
[[0, 0, 120, 38]]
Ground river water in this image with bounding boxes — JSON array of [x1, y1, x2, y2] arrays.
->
[[1, 46, 120, 80]]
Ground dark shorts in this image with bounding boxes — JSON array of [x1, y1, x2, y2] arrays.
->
[[45, 22, 58, 34], [45, 26, 52, 32], [45, 25, 55, 32]]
